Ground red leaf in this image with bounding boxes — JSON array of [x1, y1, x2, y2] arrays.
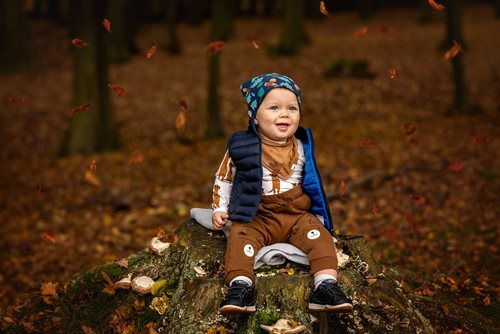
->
[[108, 83, 127, 97], [353, 26, 369, 38], [207, 41, 225, 57], [179, 99, 188, 110], [71, 38, 88, 47], [359, 139, 378, 148], [444, 40, 462, 60], [146, 42, 157, 59], [388, 68, 397, 79], [410, 194, 426, 205], [6, 95, 26, 104], [102, 18, 112, 33], [448, 161, 462, 172], [40, 232, 56, 245], [428, 0, 445, 11], [71, 102, 92, 115], [403, 122, 417, 136], [471, 135, 491, 145]]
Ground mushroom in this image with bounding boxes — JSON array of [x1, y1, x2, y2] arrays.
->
[[336, 248, 350, 268], [148, 237, 171, 255], [131, 276, 155, 295], [260, 319, 306, 334], [115, 274, 132, 289]]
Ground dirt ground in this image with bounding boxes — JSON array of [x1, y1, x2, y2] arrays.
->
[[0, 4, 498, 322]]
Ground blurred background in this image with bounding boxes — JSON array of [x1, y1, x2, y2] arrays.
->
[[0, 0, 498, 323]]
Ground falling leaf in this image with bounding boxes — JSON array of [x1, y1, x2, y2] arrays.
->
[[102, 18, 112, 33], [71, 38, 88, 47], [41, 282, 58, 305], [403, 122, 417, 136], [353, 26, 369, 38], [404, 212, 420, 232], [428, 0, 445, 11], [71, 102, 92, 115], [81, 325, 96, 334], [179, 99, 188, 110], [90, 160, 97, 171], [146, 42, 157, 59], [483, 294, 490, 306], [108, 83, 127, 97], [410, 194, 426, 205], [176, 110, 186, 134], [471, 135, 491, 145], [128, 153, 144, 165], [319, 1, 329, 16], [116, 258, 128, 268], [84, 170, 102, 188], [448, 161, 462, 172], [388, 68, 397, 79], [339, 180, 346, 198], [6, 95, 26, 104], [40, 232, 56, 245], [359, 139, 378, 148], [371, 203, 381, 215], [207, 41, 224, 57], [444, 40, 462, 60]]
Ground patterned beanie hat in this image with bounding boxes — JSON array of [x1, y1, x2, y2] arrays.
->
[[240, 73, 302, 120]]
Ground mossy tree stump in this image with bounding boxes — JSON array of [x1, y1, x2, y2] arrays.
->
[[2, 219, 497, 333]]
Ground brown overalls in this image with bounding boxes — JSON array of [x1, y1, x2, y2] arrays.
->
[[224, 186, 338, 285]]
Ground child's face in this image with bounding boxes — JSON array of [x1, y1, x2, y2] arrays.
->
[[255, 88, 300, 142]]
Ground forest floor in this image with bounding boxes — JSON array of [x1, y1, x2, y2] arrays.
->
[[0, 4, 498, 327]]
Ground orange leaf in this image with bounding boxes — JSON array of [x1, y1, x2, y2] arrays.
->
[[319, 1, 329, 16], [41, 282, 58, 304], [89, 160, 97, 171], [40, 232, 56, 245], [483, 294, 490, 306], [116, 258, 129, 268], [403, 122, 417, 136], [108, 83, 127, 97], [388, 68, 397, 79], [359, 138, 378, 148], [146, 42, 157, 59], [101, 271, 115, 287], [410, 194, 426, 205], [353, 26, 368, 38], [102, 18, 112, 33], [207, 41, 224, 57], [84, 170, 101, 188], [71, 102, 92, 115], [175, 110, 186, 134], [428, 0, 445, 11], [71, 38, 88, 47], [6, 95, 26, 104], [82, 325, 97, 334], [128, 153, 144, 165], [448, 160, 462, 172], [339, 180, 345, 198], [444, 40, 462, 60]]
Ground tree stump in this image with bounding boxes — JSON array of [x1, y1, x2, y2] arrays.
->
[[2, 219, 497, 333]]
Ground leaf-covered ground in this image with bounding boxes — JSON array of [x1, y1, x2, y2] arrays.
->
[[0, 4, 498, 324]]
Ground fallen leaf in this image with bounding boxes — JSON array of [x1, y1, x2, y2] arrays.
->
[[6, 95, 26, 104], [71, 102, 92, 115], [483, 294, 490, 306], [319, 1, 329, 16], [353, 26, 368, 38], [40, 232, 56, 245], [41, 282, 58, 305], [207, 41, 224, 57], [448, 160, 462, 172], [81, 325, 96, 334], [471, 135, 491, 145], [175, 110, 186, 134], [133, 299, 145, 310], [366, 277, 378, 285], [440, 304, 449, 315], [128, 153, 144, 164], [108, 83, 127, 97], [71, 38, 88, 47], [371, 203, 381, 215], [146, 42, 157, 59], [428, 0, 445, 11], [404, 212, 420, 232], [403, 122, 417, 136], [359, 138, 378, 148], [194, 266, 207, 277], [444, 40, 462, 60], [339, 180, 346, 198], [84, 170, 101, 188], [116, 258, 128, 268], [102, 18, 112, 33], [409, 194, 426, 205]]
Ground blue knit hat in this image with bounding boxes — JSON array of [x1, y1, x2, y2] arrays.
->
[[240, 73, 302, 121]]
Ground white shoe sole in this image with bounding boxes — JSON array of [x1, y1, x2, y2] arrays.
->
[[308, 302, 353, 313], [220, 304, 256, 315]]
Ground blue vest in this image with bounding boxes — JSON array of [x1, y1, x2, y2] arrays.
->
[[227, 126, 334, 232]]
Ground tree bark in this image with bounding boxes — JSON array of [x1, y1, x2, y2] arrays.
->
[[58, 0, 120, 156], [205, 53, 225, 139], [275, 0, 309, 55], [106, 0, 134, 63], [165, 0, 181, 54], [0, 0, 27, 73]]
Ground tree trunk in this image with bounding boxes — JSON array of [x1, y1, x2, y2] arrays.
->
[[106, 0, 134, 63], [165, 0, 181, 54], [58, 0, 120, 156], [356, 0, 376, 21], [0, 0, 27, 73], [444, 0, 468, 114], [3, 218, 498, 333], [495, 0, 500, 18], [211, 0, 235, 41], [275, 0, 309, 55], [417, 0, 433, 24], [205, 53, 225, 139]]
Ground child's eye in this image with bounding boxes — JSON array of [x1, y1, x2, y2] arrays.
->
[[289, 106, 298, 111], [270, 106, 279, 110]]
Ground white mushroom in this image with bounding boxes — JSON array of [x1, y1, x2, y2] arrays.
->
[[149, 237, 171, 255], [115, 274, 132, 289], [260, 319, 306, 334], [336, 248, 350, 268], [131, 276, 155, 295]]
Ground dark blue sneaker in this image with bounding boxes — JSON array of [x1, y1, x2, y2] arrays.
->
[[220, 281, 256, 314], [308, 279, 353, 312]]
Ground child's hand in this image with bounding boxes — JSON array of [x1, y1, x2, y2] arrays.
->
[[212, 211, 229, 230]]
